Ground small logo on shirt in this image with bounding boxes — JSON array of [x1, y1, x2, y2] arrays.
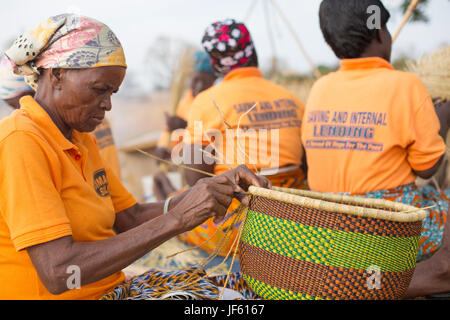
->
[[93, 169, 110, 197]]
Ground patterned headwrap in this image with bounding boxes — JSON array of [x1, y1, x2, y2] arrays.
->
[[201, 19, 257, 74], [193, 51, 214, 74], [0, 57, 33, 100], [4, 13, 127, 90]]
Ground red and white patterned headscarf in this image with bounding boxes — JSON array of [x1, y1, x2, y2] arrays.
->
[[201, 19, 257, 75]]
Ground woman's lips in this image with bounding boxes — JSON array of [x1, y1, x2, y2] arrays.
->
[[92, 114, 104, 124]]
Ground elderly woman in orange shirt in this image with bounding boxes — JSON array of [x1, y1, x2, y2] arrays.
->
[[0, 14, 269, 300]]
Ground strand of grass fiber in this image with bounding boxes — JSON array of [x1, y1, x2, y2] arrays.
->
[[173, 206, 245, 294], [167, 198, 245, 262], [165, 216, 230, 259], [236, 102, 260, 174], [189, 206, 244, 279], [269, 0, 321, 79], [163, 205, 247, 295], [156, 204, 249, 298], [202, 205, 247, 275], [134, 148, 215, 177], [209, 92, 260, 175], [165, 206, 244, 291], [165, 207, 241, 260], [164, 210, 245, 298], [134, 147, 241, 266], [218, 207, 248, 300], [243, 0, 258, 22], [399, 204, 437, 214], [199, 148, 235, 170], [198, 208, 243, 269], [211, 92, 233, 129]]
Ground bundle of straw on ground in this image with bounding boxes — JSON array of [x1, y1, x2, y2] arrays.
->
[[406, 45, 450, 101], [407, 45, 450, 190]]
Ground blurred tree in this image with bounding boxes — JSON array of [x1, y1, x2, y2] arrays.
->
[[399, 0, 449, 23], [144, 36, 198, 92], [400, 0, 430, 23], [392, 53, 411, 71], [316, 64, 339, 76]]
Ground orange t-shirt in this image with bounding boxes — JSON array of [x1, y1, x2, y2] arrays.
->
[[0, 96, 137, 300], [186, 67, 305, 176], [157, 90, 195, 149], [93, 118, 121, 178], [302, 57, 446, 193]]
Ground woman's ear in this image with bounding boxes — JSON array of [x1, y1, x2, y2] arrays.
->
[[48, 68, 64, 90]]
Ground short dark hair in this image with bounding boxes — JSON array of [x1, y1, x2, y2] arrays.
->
[[319, 0, 390, 59]]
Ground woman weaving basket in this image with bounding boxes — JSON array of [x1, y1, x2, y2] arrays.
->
[[301, 0, 450, 298], [178, 19, 307, 259], [0, 14, 270, 300]]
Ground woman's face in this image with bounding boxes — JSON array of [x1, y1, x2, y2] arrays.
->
[[52, 66, 126, 133]]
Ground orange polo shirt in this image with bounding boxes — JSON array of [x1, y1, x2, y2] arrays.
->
[[93, 118, 121, 178], [186, 67, 305, 176], [302, 57, 446, 193], [157, 90, 194, 149], [0, 96, 137, 300]]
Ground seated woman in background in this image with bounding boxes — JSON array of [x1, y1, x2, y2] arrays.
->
[[0, 14, 269, 300], [153, 50, 217, 165], [0, 57, 34, 109], [302, 0, 450, 298], [179, 19, 306, 260], [153, 51, 217, 201]]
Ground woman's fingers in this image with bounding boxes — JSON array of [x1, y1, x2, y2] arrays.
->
[[207, 176, 236, 195], [176, 166, 273, 231], [234, 191, 250, 207], [210, 165, 272, 207], [212, 202, 228, 224], [234, 165, 272, 189], [207, 188, 233, 208]]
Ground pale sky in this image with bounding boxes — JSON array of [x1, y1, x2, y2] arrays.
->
[[1, 0, 449, 94]]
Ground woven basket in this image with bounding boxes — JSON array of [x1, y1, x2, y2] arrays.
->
[[239, 186, 427, 300]]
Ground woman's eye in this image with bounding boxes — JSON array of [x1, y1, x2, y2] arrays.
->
[[93, 88, 107, 93]]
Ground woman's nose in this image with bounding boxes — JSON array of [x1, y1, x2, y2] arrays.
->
[[101, 96, 112, 111]]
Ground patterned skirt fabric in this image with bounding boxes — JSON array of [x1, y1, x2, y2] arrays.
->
[[346, 183, 449, 262], [100, 266, 259, 300]]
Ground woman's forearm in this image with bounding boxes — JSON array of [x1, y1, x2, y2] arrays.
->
[[114, 190, 190, 233], [28, 212, 184, 295]]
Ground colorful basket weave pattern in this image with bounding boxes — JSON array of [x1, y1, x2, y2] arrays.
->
[[239, 191, 424, 300]]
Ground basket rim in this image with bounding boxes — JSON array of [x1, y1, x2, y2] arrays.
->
[[248, 186, 427, 223]]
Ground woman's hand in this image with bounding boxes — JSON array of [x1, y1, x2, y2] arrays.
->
[[218, 164, 272, 206], [153, 146, 172, 161], [168, 165, 271, 231], [434, 99, 450, 140], [165, 113, 188, 132]]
